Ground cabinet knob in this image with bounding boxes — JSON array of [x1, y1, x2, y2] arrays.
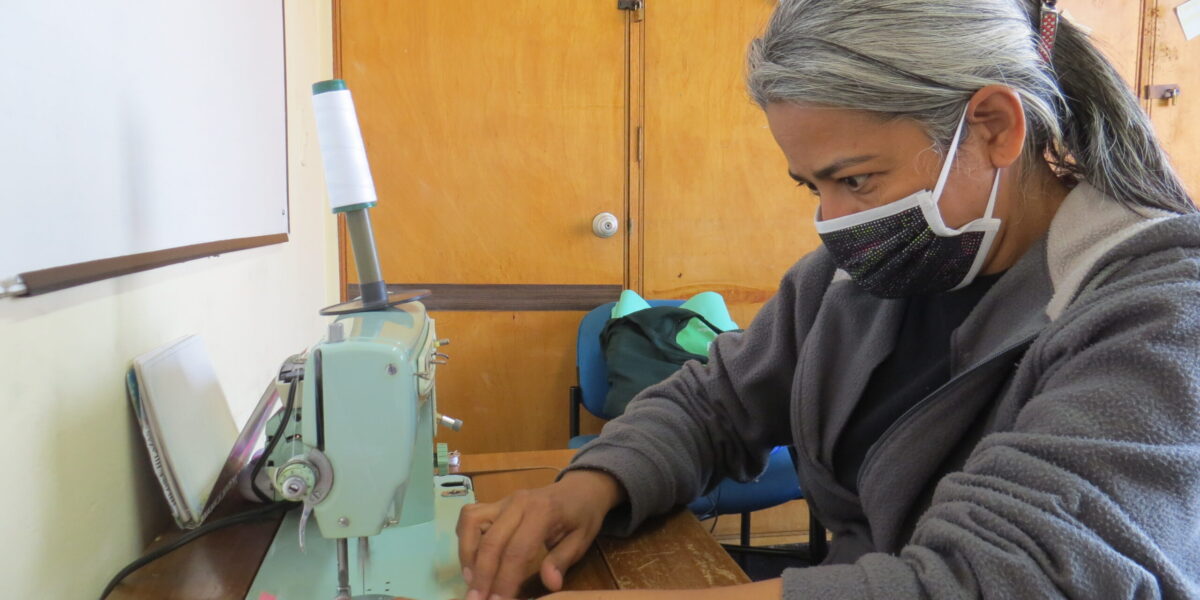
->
[[592, 212, 620, 238]]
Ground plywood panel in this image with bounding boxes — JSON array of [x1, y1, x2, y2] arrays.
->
[[430, 310, 606, 455], [1060, 0, 1143, 89], [1145, 0, 1200, 199], [596, 514, 750, 588], [338, 1, 628, 286], [641, 1, 818, 323], [336, 2, 630, 453]]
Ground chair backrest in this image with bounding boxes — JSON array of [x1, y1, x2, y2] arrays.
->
[[576, 299, 685, 421]]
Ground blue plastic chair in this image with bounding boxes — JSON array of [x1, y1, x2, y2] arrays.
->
[[567, 301, 827, 562]]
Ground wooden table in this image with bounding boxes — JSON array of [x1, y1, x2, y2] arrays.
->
[[108, 449, 748, 599]]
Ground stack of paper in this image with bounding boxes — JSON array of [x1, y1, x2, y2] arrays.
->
[[126, 335, 240, 528]]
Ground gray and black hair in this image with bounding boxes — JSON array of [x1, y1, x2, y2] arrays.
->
[[747, 0, 1194, 214]]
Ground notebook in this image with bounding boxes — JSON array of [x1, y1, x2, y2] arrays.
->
[[126, 335, 244, 528]]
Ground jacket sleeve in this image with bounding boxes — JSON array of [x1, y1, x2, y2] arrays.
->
[[562, 252, 834, 536], [782, 251, 1200, 599]]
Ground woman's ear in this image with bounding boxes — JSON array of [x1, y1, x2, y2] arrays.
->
[[967, 85, 1027, 169]]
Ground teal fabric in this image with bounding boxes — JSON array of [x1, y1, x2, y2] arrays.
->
[[610, 290, 738, 355], [612, 289, 653, 318]]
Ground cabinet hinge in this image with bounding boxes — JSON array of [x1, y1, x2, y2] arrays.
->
[[618, 0, 644, 22]]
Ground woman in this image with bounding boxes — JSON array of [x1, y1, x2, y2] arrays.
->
[[457, 1, 1200, 598]]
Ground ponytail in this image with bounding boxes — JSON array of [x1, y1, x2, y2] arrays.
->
[[1043, 10, 1194, 213]]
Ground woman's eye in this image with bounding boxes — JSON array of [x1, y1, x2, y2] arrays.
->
[[797, 181, 821, 196], [840, 175, 870, 192]]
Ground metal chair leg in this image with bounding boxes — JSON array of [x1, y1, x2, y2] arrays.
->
[[808, 511, 827, 564], [568, 385, 581, 438], [740, 511, 751, 547]]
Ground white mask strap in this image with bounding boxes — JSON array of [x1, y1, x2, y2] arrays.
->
[[983, 168, 1002, 220], [930, 105, 971, 201]]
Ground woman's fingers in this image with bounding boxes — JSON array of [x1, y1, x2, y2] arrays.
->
[[465, 491, 536, 600], [457, 472, 622, 598], [540, 527, 595, 592], [485, 501, 558, 599], [456, 500, 501, 584]]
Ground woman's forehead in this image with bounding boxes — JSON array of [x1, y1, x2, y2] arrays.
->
[[765, 103, 929, 173]]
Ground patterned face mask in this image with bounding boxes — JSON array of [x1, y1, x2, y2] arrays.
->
[[813, 108, 1002, 299]]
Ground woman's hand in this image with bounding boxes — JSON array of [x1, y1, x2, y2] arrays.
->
[[457, 469, 627, 600]]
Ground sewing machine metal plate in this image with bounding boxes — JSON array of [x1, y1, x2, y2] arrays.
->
[[247, 475, 473, 600]]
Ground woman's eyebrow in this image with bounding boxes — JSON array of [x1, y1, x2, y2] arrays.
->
[[790, 155, 878, 183]]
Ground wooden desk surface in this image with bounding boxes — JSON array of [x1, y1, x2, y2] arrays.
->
[[107, 449, 748, 599]]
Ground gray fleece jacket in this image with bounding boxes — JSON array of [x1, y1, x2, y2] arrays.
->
[[565, 182, 1200, 599]]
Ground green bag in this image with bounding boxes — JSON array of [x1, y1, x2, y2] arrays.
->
[[599, 306, 729, 416]]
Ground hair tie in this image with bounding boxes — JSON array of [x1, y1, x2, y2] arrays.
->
[[1038, 0, 1061, 63]]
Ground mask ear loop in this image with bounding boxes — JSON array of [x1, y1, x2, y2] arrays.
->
[[982, 168, 1002, 220], [951, 168, 1004, 290], [930, 103, 1004, 218], [930, 105, 971, 203]]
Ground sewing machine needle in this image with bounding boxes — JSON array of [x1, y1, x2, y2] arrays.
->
[[335, 538, 351, 600], [358, 537, 370, 588]]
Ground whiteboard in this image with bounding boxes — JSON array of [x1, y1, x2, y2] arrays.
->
[[0, 1, 288, 283]]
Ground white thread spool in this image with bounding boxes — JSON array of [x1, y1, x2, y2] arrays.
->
[[312, 80, 377, 213]]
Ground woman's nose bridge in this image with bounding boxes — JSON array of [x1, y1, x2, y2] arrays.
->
[[819, 198, 858, 221]]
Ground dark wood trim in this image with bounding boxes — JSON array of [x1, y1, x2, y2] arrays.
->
[[345, 283, 623, 311], [18, 234, 289, 297]]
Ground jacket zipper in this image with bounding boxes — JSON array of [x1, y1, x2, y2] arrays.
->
[[854, 331, 1040, 493]]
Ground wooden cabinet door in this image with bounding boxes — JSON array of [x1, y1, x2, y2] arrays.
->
[[338, 1, 628, 287], [1143, 0, 1200, 198], [336, 1, 630, 453], [640, 0, 818, 328], [1060, 0, 1143, 87]]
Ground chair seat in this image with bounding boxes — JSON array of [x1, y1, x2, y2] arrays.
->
[[567, 434, 598, 449], [687, 446, 802, 519]]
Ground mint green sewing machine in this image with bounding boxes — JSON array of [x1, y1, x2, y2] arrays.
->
[[245, 80, 470, 600]]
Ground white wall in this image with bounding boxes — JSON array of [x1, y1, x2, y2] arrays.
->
[[0, 2, 336, 597], [1, 0, 289, 279]]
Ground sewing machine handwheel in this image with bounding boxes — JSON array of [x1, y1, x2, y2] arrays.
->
[[319, 289, 431, 315]]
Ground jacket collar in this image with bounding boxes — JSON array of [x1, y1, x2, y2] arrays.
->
[[950, 235, 1052, 376], [1043, 182, 1174, 320]]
